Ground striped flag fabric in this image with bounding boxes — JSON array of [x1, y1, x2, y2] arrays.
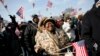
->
[[47, 0, 52, 8], [16, 7, 24, 19], [0, 0, 4, 5], [72, 40, 88, 56]]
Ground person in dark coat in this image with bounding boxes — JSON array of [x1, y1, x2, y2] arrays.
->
[[0, 32, 8, 56], [3, 23, 21, 56], [81, 0, 100, 56], [19, 23, 27, 56], [24, 14, 39, 56], [0, 15, 21, 56], [77, 15, 83, 39]]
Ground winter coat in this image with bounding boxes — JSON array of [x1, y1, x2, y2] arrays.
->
[[35, 29, 69, 56], [1, 29, 21, 56], [81, 7, 100, 56], [24, 22, 37, 55], [62, 22, 76, 41]]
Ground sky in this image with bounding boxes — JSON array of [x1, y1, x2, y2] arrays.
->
[[0, 0, 94, 22]]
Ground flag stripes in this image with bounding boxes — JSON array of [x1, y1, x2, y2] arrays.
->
[[72, 40, 88, 56], [16, 7, 24, 19]]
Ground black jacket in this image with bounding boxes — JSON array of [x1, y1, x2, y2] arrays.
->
[[81, 7, 100, 55], [24, 22, 37, 55], [0, 15, 21, 56], [0, 29, 21, 56], [0, 32, 8, 56]]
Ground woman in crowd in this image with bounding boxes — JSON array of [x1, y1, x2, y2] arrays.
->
[[35, 19, 69, 56]]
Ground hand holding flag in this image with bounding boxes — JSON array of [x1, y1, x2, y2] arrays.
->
[[9, 15, 16, 22], [72, 40, 88, 56]]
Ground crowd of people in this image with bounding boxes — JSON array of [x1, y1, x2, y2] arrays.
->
[[0, 0, 100, 56], [0, 12, 83, 56]]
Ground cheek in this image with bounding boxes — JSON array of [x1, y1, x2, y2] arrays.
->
[[45, 24, 49, 28], [48, 23, 51, 27], [46, 23, 51, 28]]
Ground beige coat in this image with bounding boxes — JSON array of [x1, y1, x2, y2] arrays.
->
[[35, 29, 69, 56]]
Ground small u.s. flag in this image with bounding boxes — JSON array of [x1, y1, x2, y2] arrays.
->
[[47, 0, 52, 8], [16, 6, 24, 19], [72, 40, 88, 56], [0, 0, 4, 5]]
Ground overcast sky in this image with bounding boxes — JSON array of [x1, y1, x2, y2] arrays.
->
[[0, 0, 94, 22]]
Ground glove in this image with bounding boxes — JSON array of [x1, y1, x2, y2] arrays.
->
[[9, 15, 16, 22]]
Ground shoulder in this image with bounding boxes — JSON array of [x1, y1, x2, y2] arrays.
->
[[63, 22, 69, 27], [35, 30, 46, 37], [56, 28, 65, 35], [0, 32, 4, 38], [83, 10, 95, 20], [35, 31, 42, 37]]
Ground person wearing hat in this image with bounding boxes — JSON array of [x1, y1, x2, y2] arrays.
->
[[34, 17, 47, 56], [56, 17, 64, 29], [24, 14, 39, 56], [37, 17, 47, 33], [62, 15, 76, 42], [1, 15, 22, 56], [34, 19, 69, 56], [81, 0, 100, 56], [32, 14, 39, 25]]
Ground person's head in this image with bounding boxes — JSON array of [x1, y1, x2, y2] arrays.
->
[[78, 15, 83, 21], [96, 0, 100, 8], [64, 15, 71, 22], [63, 14, 70, 22], [32, 14, 39, 24], [56, 18, 64, 28], [95, 0, 100, 15], [43, 19, 56, 32], [6, 23, 16, 31], [28, 20, 33, 24], [38, 17, 47, 32], [0, 16, 3, 23]]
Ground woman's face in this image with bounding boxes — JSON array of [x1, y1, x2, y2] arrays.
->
[[45, 22, 55, 32]]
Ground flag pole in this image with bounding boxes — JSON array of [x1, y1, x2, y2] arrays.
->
[[23, 16, 25, 22], [4, 5, 10, 15]]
